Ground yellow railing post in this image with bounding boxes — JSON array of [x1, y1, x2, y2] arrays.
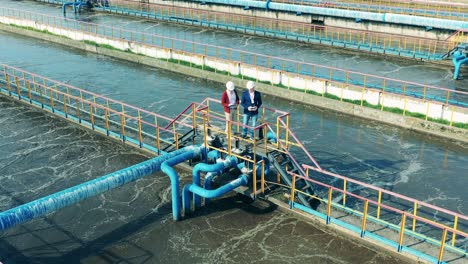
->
[[80, 91, 84, 110], [174, 132, 179, 150], [276, 117, 280, 149], [156, 126, 161, 155], [192, 103, 196, 129], [438, 228, 448, 264], [138, 111, 143, 148], [27, 81, 32, 103], [253, 156, 257, 197], [63, 94, 68, 117], [76, 98, 81, 122], [172, 122, 178, 148], [342, 179, 347, 206], [227, 123, 232, 156], [120, 113, 126, 142], [377, 190, 382, 219], [326, 188, 333, 224], [290, 173, 297, 208], [451, 215, 458, 246], [425, 102, 430, 121], [322, 81, 326, 97], [105, 108, 109, 136], [397, 214, 406, 252], [380, 79, 386, 111], [449, 106, 454, 127], [285, 115, 290, 148], [340, 84, 344, 101], [5, 74, 11, 95], [360, 86, 365, 106], [89, 103, 94, 129], [206, 100, 211, 125], [14, 77, 21, 100], [402, 83, 407, 115], [261, 160, 265, 193], [361, 200, 369, 237], [412, 201, 418, 231], [49, 89, 55, 113]]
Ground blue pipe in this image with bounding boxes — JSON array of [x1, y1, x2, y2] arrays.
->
[[161, 145, 207, 221], [202, 156, 269, 203], [266, 131, 277, 143], [203, 161, 244, 204], [195, 0, 468, 31], [203, 171, 217, 191], [0, 145, 202, 231], [62, 1, 85, 14], [183, 175, 249, 216], [207, 149, 221, 161], [62, 2, 75, 13], [75, 2, 84, 13], [452, 51, 468, 80], [192, 156, 238, 209]]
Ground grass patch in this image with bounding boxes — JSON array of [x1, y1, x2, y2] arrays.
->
[[83, 40, 120, 51], [9, 23, 66, 38], [83, 40, 98, 46]]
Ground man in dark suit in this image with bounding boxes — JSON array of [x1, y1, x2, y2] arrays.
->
[[241, 81, 262, 139]]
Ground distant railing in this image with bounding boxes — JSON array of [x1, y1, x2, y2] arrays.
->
[[274, 0, 468, 21], [1, 7, 467, 121], [101, 0, 457, 59], [285, 164, 468, 263], [0, 64, 196, 153]]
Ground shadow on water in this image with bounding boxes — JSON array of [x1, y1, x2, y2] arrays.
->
[[0, 189, 168, 263], [187, 194, 279, 220], [0, 182, 278, 264]]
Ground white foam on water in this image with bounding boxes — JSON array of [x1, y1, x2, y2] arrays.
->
[[394, 158, 422, 185]]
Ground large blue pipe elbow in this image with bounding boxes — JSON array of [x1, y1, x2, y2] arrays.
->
[[161, 145, 207, 221], [452, 52, 468, 80], [0, 145, 203, 231], [183, 175, 249, 216], [62, 2, 74, 13], [203, 172, 217, 192], [192, 156, 237, 209]]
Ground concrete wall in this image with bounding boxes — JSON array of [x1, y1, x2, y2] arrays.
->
[[146, 0, 453, 39], [0, 18, 467, 144]]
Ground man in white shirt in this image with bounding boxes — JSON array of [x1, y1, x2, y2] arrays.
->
[[240, 81, 262, 139]]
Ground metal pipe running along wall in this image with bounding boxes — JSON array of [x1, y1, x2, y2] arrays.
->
[[0, 145, 205, 231], [193, 0, 468, 30]]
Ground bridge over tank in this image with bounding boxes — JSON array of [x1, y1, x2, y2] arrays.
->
[[0, 64, 466, 264]]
